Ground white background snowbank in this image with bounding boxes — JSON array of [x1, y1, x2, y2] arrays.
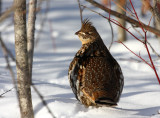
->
[[0, 0, 160, 118]]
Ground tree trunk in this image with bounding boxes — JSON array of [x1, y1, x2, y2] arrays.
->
[[116, 0, 127, 42], [0, 0, 1, 36], [27, 0, 37, 84], [0, 0, 1, 16], [14, 0, 34, 118], [153, 0, 160, 39]]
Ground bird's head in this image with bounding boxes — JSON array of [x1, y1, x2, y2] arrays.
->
[[75, 19, 100, 44]]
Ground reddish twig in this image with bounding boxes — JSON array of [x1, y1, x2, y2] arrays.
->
[[85, 0, 160, 36], [112, 0, 134, 17], [148, 15, 153, 27], [129, 0, 160, 84], [126, 5, 135, 15], [82, 1, 160, 84], [81, 5, 143, 43], [144, 32, 160, 84], [117, 40, 153, 69], [129, 0, 145, 32]]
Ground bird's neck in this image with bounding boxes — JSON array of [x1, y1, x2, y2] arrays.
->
[[80, 36, 101, 45], [79, 37, 95, 45], [80, 38, 93, 45]]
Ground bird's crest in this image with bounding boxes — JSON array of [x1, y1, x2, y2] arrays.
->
[[81, 19, 95, 32]]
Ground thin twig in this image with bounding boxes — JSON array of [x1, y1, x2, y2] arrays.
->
[[48, 18, 56, 51], [118, 57, 160, 63], [144, 32, 160, 84], [150, 0, 160, 22], [129, 0, 160, 84], [0, 0, 46, 23], [81, 5, 143, 43], [147, 41, 160, 58], [117, 40, 153, 69], [131, 24, 160, 59], [118, 57, 143, 63], [81, 3, 160, 63], [32, 84, 56, 118], [85, 0, 160, 36], [77, 0, 83, 24], [148, 15, 153, 27], [0, 4, 16, 23], [0, 37, 18, 102], [126, 5, 135, 15], [46, 0, 56, 51], [27, 0, 37, 84], [107, 0, 113, 50], [111, 0, 135, 18], [108, 20, 114, 50], [0, 87, 14, 97], [0, 37, 15, 62], [129, 0, 145, 32], [1, 17, 14, 32], [132, 25, 144, 38], [35, 0, 49, 46], [83, 0, 160, 83]]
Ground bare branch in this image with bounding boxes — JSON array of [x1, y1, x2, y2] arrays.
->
[[81, 5, 143, 43], [118, 57, 160, 68], [108, 20, 114, 50], [0, 4, 15, 23], [0, 37, 18, 102], [0, 38, 15, 62], [0, 87, 14, 97], [147, 41, 160, 58], [151, 0, 160, 21], [32, 84, 56, 118], [77, 0, 83, 24], [27, 0, 37, 84], [131, 24, 160, 59], [35, 1, 49, 46], [112, 0, 134, 18], [117, 40, 153, 69], [0, 0, 45, 24], [48, 18, 56, 51], [85, 0, 160, 36]]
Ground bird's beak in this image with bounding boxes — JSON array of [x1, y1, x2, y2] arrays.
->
[[75, 31, 80, 35]]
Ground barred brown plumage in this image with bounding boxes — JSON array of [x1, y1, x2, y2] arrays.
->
[[68, 19, 124, 107]]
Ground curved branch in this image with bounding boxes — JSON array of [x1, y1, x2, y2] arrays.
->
[[85, 0, 160, 36]]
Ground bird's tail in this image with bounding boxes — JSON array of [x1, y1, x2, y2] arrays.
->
[[95, 97, 117, 107]]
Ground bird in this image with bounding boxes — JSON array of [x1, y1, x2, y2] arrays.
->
[[68, 19, 124, 107]]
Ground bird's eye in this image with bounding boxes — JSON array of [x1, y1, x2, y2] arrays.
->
[[86, 32, 92, 35], [81, 32, 86, 35], [88, 32, 92, 34]]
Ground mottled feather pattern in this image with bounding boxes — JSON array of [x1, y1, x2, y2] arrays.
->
[[69, 39, 123, 106], [68, 19, 124, 107]]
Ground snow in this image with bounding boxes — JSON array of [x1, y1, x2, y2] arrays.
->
[[0, 0, 160, 118]]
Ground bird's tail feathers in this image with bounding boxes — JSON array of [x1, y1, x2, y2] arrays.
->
[[95, 97, 117, 107]]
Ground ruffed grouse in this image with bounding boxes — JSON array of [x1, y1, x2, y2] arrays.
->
[[68, 19, 124, 107]]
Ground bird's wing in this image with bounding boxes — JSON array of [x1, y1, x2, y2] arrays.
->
[[82, 56, 122, 105], [68, 57, 80, 100]]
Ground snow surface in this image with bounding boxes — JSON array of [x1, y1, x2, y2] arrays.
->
[[0, 0, 160, 118]]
